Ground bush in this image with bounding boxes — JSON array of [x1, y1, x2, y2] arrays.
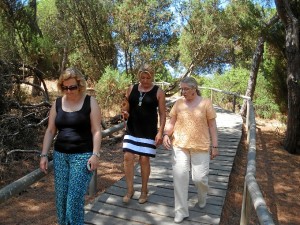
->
[[95, 66, 131, 118], [202, 67, 248, 109], [253, 75, 280, 119], [202, 67, 281, 119]]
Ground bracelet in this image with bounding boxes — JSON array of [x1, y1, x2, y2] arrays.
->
[[92, 152, 101, 159], [163, 133, 169, 137], [40, 153, 48, 158], [212, 146, 218, 148]]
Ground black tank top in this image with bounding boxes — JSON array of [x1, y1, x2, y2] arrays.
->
[[54, 95, 93, 153], [126, 84, 159, 139]]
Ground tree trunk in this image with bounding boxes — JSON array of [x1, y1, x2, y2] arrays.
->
[[284, 27, 300, 154], [31, 75, 41, 97], [240, 36, 265, 117], [240, 15, 279, 117], [285, 76, 300, 154], [61, 46, 68, 74], [275, 0, 300, 154]]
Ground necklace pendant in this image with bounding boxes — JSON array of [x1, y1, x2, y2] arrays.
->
[[138, 91, 146, 107]]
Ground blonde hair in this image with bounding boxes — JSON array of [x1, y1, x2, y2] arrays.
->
[[180, 77, 201, 96], [57, 67, 87, 93], [137, 63, 155, 80]]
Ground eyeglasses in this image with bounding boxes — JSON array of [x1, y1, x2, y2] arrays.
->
[[179, 87, 193, 92], [61, 85, 79, 91]]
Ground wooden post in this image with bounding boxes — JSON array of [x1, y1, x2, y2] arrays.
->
[[247, 101, 252, 144], [233, 95, 236, 113], [240, 181, 251, 225], [88, 170, 97, 196]]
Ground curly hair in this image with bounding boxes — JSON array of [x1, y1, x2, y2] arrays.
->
[[57, 67, 87, 93]]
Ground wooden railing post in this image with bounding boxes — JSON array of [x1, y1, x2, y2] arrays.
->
[[88, 170, 97, 196], [240, 181, 251, 225], [233, 95, 236, 113], [246, 100, 250, 143]]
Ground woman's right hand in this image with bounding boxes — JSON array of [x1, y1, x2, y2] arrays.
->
[[122, 111, 129, 120], [40, 157, 49, 174]]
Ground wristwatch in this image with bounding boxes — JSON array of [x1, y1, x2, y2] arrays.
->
[[92, 152, 100, 159]]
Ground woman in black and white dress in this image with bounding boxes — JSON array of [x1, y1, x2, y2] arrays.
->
[[122, 63, 166, 204]]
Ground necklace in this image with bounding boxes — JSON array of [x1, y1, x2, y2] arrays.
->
[[138, 91, 146, 106]]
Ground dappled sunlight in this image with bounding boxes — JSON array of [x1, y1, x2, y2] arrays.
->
[[220, 117, 300, 225]]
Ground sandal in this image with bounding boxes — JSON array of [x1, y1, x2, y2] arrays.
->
[[123, 191, 134, 203], [138, 191, 148, 204]]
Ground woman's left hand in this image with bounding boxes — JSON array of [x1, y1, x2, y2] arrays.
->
[[87, 155, 100, 171], [210, 148, 219, 160]]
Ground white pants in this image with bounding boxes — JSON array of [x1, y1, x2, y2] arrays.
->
[[172, 146, 210, 218]]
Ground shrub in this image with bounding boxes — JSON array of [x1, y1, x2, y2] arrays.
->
[[201, 67, 281, 119], [95, 66, 131, 118]]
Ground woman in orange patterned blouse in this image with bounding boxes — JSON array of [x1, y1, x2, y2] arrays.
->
[[163, 77, 218, 223]]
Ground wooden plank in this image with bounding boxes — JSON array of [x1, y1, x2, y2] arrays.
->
[[84, 106, 243, 225], [85, 194, 220, 225], [85, 210, 144, 225]]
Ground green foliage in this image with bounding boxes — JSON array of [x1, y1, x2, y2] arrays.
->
[[178, 0, 235, 70], [94, 66, 131, 117], [253, 74, 280, 119], [154, 66, 174, 83], [192, 75, 208, 87], [178, 0, 275, 74], [202, 67, 281, 119], [55, 0, 117, 77], [261, 44, 287, 114], [0, 15, 18, 61], [202, 67, 248, 103], [200, 69, 244, 112], [154, 73, 170, 83], [112, 0, 176, 75], [0, 0, 288, 121]]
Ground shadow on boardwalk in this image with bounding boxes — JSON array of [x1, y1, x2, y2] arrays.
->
[[84, 106, 243, 225]]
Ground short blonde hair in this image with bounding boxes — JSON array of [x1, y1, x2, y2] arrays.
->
[[180, 77, 201, 96], [57, 67, 87, 93], [137, 63, 155, 80]]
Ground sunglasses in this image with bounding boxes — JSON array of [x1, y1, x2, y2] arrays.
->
[[61, 85, 79, 91]]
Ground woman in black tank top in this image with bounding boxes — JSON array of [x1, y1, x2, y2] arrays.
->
[[39, 67, 102, 225], [122, 63, 166, 204]]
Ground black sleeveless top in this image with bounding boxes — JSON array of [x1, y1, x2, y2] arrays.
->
[[54, 95, 93, 153], [126, 84, 159, 139]]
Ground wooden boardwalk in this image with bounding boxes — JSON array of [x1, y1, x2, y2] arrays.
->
[[84, 106, 243, 225]]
